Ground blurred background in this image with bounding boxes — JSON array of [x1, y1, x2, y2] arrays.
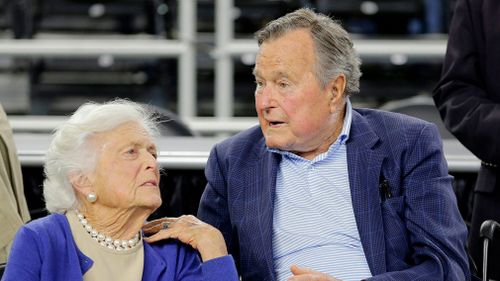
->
[[0, 0, 453, 117], [0, 0, 476, 227]]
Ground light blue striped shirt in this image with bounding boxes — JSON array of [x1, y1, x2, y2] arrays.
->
[[270, 100, 372, 281]]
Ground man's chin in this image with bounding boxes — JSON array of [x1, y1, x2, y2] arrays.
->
[[264, 138, 288, 151]]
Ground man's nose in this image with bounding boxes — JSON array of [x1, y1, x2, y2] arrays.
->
[[257, 85, 276, 109]]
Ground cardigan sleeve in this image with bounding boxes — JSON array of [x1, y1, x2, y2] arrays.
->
[[201, 255, 239, 281], [2, 226, 43, 281], [148, 239, 239, 281], [174, 243, 239, 281]]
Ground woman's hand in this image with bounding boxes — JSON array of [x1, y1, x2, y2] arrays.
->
[[143, 215, 228, 262]]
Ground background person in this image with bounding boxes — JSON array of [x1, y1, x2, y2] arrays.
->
[[0, 103, 30, 264], [197, 8, 470, 281], [2, 100, 238, 281], [433, 0, 500, 278]]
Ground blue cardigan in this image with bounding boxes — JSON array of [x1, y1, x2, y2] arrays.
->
[[2, 214, 238, 281]]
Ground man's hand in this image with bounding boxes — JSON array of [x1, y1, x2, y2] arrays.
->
[[143, 215, 228, 262], [287, 265, 343, 281]]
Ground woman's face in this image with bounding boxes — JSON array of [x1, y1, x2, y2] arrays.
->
[[87, 121, 161, 213]]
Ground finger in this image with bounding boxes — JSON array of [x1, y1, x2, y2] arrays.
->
[[287, 275, 313, 281], [143, 227, 181, 243], [144, 217, 178, 228], [143, 223, 162, 235], [143, 217, 178, 235], [290, 264, 315, 275], [144, 224, 199, 249], [143, 218, 168, 234], [288, 274, 328, 281], [175, 215, 204, 227], [289, 268, 340, 281]]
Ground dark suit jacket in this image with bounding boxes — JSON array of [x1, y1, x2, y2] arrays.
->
[[433, 0, 500, 277], [198, 108, 470, 281]]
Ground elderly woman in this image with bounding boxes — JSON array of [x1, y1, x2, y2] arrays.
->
[[2, 100, 238, 281]]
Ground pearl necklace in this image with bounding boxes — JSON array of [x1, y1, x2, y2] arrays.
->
[[75, 210, 141, 251]]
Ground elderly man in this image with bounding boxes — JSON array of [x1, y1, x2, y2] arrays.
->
[[198, 8, 470, 281]]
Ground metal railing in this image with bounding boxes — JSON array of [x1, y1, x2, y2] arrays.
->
[[212, 0, 447, 122], [0, 0, 197, 118], [1, 0, 449, 128], [13, 132, 480, 172]]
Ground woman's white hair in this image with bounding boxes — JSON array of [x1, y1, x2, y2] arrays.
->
[[43, 99, 159, 214]]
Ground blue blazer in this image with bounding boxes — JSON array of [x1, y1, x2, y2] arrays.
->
[[2, 214, 238, 281], [198, 108, 470, 281]]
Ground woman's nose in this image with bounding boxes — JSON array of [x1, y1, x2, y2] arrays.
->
[[143, 151, 158, 170]]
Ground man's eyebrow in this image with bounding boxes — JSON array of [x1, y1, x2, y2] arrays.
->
[[252, 69, 290, 79], [273, 70, 290, 79]]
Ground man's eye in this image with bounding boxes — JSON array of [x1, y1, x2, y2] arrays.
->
[[126, 148, 137, 155], [278, 82, 288, 88], [255, 80, 264, 88]]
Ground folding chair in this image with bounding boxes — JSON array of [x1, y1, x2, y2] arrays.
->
[[480, 220, 500, 281]]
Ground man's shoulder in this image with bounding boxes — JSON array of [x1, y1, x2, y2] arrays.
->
[[351, 107, 441, 151], [353, 107, 434, 133]]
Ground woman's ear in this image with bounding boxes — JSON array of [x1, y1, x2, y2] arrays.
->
[[69, 171, 93, 196]]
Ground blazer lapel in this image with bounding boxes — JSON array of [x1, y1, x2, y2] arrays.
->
[[347, 110, 387, 275], [245, 147, 280, 280]]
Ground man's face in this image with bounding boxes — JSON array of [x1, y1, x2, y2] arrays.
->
[[254, 28, 345, 159]]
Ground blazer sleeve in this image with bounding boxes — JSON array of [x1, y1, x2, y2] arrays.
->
[[2, 226, 43, 281], [433, 0, 500, 164], [370, 124, 470, 280], [197, 144, 240, 265]]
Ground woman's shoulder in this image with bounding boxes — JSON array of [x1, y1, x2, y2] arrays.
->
[[143, 239, 202, 278], [144, 240, 238, 281], [10, 213, 71, 258], [19, 213, 70, 243], [145, 239, 197, 260], [23, 213, 68, 232]]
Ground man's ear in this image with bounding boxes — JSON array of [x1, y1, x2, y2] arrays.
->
[[69, 171, 93, 196], [328, 74, 346, 112]]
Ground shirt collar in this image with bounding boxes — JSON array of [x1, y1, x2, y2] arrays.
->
[[268, 98, 353, 161]]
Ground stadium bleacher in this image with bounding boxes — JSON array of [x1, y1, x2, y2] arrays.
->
[[0, 0, 476, 233]]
